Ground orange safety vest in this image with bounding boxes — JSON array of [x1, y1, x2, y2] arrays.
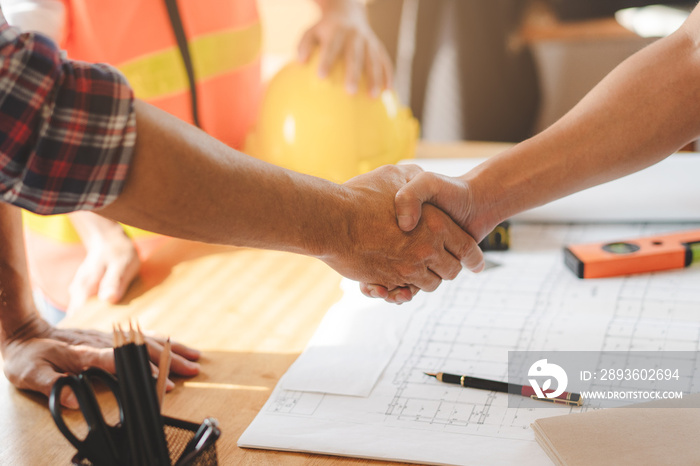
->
[[23, 0, 263, 310], [61, 0, 262, 149]]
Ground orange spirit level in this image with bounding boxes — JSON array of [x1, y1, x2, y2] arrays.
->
[[564, 229, 700, 279]]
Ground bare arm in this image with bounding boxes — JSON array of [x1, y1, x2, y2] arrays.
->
[[98, 101, 482, 294], [0, 204, 37, 338], [395, 5, 700, 241]]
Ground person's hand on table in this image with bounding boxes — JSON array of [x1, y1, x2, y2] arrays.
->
[[329, 164, 484, 304], [1, 313, 200, 409], [67, 212, 141, 314], [299, 0, 393, 97], [361, 171, 493, 303]]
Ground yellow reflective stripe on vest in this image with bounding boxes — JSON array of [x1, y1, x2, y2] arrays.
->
[[119, 21, 262, 100], [23, 211, 82, 243], [23, 210, 158, 244]]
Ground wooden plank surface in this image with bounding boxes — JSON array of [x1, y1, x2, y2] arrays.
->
[[0, 142, 506, 465]]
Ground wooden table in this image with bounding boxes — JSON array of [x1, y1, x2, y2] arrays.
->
[[0, 142, 510, 465]]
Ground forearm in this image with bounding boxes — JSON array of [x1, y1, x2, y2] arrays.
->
[[69, 211, 129, 249], [0, 203, 39, 346], [98, 101, 351, 260], [466, 15, 700, 233]]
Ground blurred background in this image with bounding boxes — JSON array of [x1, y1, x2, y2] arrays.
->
[[258, 0, 695, 143]]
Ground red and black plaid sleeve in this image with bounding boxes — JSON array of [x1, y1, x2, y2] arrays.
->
[[0, 22, 136, 214]]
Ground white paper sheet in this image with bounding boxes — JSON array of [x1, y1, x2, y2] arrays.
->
[[406, 153, 700, 223], [280, 280, 413, 396], [239, 222, 700, 465]]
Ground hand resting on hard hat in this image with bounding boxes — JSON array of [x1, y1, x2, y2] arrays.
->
[[298, 0, 393, 97]]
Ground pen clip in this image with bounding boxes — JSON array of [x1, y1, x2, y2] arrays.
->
[[530, 395, 582, 407]]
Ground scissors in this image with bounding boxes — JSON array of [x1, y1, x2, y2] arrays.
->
[[49, 367, 126, 466], [175, 417, 221, 466]]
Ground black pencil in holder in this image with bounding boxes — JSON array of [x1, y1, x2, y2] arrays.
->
[[70, 416, 219, 466]]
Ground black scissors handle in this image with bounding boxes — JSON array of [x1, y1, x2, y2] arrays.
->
[[175, 417, 220, 466], [49, 367, 125, 466]]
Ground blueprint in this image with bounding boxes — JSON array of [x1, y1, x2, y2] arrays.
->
[[238, 222, 700, 465]]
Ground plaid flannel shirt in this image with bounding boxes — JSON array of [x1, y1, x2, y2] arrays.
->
[[0, 22, 136, 214]]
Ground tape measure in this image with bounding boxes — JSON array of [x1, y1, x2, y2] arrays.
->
[[480, 221, 510, 251]]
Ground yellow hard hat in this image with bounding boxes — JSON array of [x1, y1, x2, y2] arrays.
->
[[245, 53, 419, 184]]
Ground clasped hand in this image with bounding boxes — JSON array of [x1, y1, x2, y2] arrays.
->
[[333, 165, 484, 304]]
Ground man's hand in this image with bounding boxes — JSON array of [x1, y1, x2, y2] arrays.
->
[[359, 282, 420, 304], [326, 165, 483, 303], [393, 169, 502, 242], [68, 212, 140, 314], [359, 170, 500, 303], [299, 0, 392, 96], [394, 172, 475, 233], [1, 314, 200, 408]]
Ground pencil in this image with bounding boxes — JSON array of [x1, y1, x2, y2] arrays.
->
[[156, 337, 171, 410], [115, 321, 171, 465], [132, 323, 170, 465], [114, 324, 147, 466]]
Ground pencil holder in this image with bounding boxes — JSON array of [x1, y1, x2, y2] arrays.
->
[[70, 416, 218, 466]]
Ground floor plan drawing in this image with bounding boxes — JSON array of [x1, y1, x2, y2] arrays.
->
[[239, 222, 700, 465]]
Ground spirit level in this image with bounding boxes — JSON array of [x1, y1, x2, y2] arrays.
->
[[564, 229, 700, 279]]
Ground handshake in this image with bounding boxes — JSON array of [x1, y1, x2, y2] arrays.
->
[[325, 163, 501, 304]]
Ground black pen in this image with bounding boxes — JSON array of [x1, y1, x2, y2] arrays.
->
[[425, 372, 583, 406]]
